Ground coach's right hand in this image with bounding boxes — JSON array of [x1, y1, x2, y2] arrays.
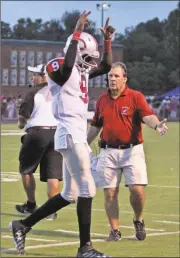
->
[[75, 11, 91, 33]]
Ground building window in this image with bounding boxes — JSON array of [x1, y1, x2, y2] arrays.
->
[[10, 69, 17, 86], [37, 52, 43, 65], [11, 50, 17, 68], [46, 52, 52, 63], [27, 71, 32, 86], [2, 69, 9, 85], [27, 51, 34, 66], [19, 51, 26, 68], [19, 69, 26, 86]]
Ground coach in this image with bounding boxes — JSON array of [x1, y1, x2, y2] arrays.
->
[[87, 62, 168, 241], [16, 64, 63, 220]]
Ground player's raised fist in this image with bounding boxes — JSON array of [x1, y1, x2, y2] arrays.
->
[[99, 17, 115, 40], [75, 11, 91, 33]]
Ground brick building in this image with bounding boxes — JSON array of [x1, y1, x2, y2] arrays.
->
[[1, 39, 124, 97]]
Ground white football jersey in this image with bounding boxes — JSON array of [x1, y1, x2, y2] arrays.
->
[[47, 58, 89, 148], [24, 86, 59, 131]]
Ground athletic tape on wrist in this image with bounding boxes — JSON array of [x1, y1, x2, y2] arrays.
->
[[104, 40, 111, 52], [73, 30, 81, 41]]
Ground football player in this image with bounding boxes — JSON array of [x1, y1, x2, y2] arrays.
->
[[9, 11, 115, 257]]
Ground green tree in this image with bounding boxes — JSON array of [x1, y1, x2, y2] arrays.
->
[[13, 18, 26, 39], [124, 31, 158, 62], [13, 18, 44, 40], [2, 8, 179, 94], [168, 68, 180, 86], [163, 8, 179, 66], [61, 10, 98, 41], [127, 56, 166, 95], [1, 21, 12, 38], [41, 19, 64, 41], [136, 18, 164, 41]]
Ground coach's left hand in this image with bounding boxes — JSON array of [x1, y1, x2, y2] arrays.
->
[[99, 17, 115, 40], [156, 118, 168, 136]]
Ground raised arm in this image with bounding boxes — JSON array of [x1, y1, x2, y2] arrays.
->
[[89, 17, 115, 79], [46, 11, 91, 86]]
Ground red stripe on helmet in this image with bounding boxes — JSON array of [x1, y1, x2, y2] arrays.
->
[[91, 35, 98, 51], [79, 38, 87, 50]]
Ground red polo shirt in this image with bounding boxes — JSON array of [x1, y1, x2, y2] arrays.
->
[[91, 87, 154, 145]]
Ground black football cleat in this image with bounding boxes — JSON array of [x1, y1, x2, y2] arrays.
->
[[77, 242, 111, 257], [9, 220, 31, 254]]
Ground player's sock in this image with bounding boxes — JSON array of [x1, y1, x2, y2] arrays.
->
[[27, 201, 36, 209], [21, 194, 70, 228], [77, 196, 92, 247]]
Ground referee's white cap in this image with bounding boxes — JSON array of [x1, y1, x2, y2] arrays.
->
[[28, 64, 46, 75]]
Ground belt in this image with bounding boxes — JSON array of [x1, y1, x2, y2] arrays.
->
[[99, 141, 140, 149], [27, 126, 57, 131]]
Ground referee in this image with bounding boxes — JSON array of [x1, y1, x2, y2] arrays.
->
[[15, 64, 62, 220]]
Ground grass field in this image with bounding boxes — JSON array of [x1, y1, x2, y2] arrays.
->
[[1, 122, 180, 257]]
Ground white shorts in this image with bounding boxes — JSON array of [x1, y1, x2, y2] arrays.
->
[[93, 144, 148, 188]]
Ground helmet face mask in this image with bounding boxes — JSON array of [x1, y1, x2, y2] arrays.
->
[[64, 32, 100, 72]]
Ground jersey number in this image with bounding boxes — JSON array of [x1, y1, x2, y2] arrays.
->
[[47, 58, 64, 72], [80, 75, 88, 104], [51, 61, 59, 71]]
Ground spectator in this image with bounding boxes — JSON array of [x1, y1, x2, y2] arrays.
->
[[169, 96, 178, 119], [158, 96, 171, 119], [1, 95, 7, 119], [6, 98, 15, 119], [15, 95, 23, 118], [15, 64, 63, 221]]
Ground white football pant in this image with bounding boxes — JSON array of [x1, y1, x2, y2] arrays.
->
[[59, 135, 96, 203]]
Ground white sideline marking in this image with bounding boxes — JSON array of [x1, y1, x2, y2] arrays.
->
[[1, 240, 81, 252], [149, 184, 180, 189], [2, 201, 179, 217], [153, 220, 180, 225], [65, 207, 180, 218], [2, 172, 23, 175], [1, 172, 39, 182], [2, 179, 19, 182], [2, 231, 180, 252], [55, 227, 165, 234], [116, 225, 165, 232], [1, 172, 39, 178], [2, 235, 58, 242], [144, 231, 180, 237], [1, 130, 22, 132], [1, 133, 24, 136], [2, 201, 25, 205], [55, 229, 107, 237], [2, 172, 179, 188]]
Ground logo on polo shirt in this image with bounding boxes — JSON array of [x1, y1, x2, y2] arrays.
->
[[121, 106, 129, 115]]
